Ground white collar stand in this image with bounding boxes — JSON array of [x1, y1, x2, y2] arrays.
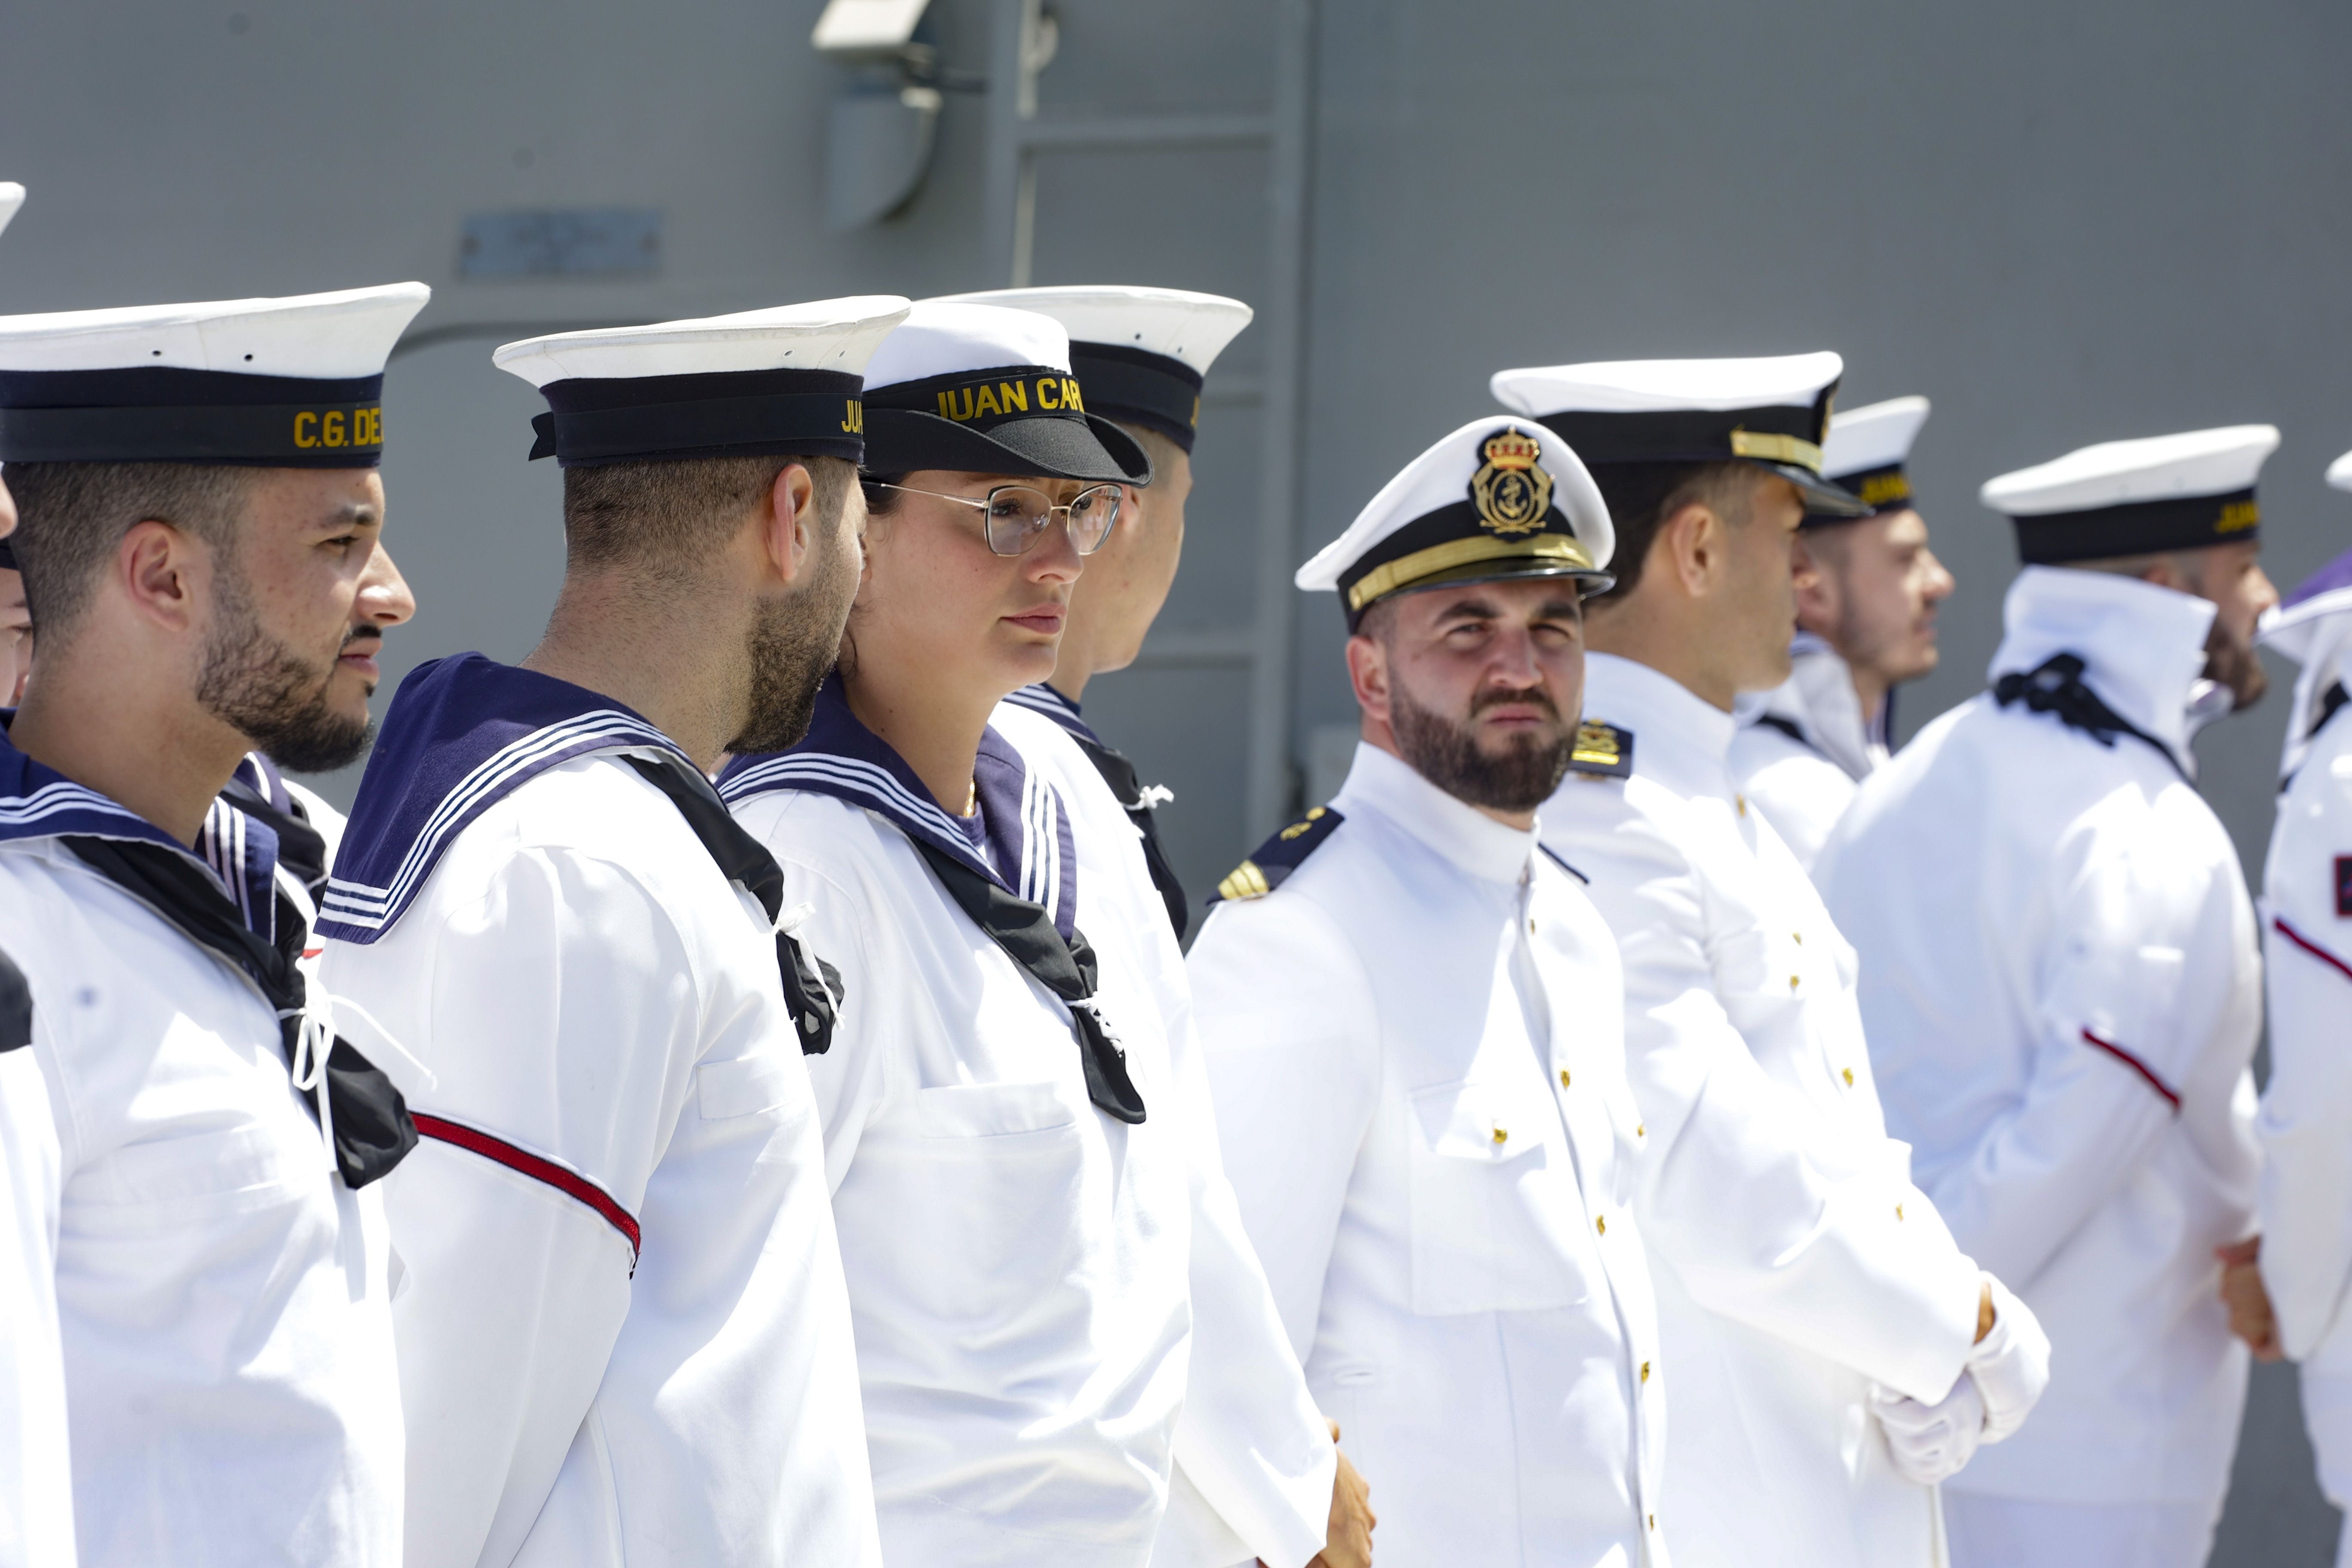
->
[[1581, 652, 1740, 795], [1989, 566, 2217, 769], [1334, 740, 1536, 886]]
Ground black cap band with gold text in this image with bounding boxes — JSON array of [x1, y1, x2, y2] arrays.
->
[[1804, 462, 1914, 527], [529, 366, 865, 468], [2009, 487, 2261, 565], [0, 365, 387, 467], [861, 362, 1154, 486], [1068, 343, 1205, 453]]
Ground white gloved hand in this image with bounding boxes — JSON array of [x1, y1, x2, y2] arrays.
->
[[1965, 1272, 2051, 1444], [1871, 1374, 1986, 1484]]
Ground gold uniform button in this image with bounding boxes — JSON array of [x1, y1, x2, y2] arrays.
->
[[1596, 1215, 1608, 1236], [1635, 1123, 1646, 1137], [1793, 931, 1803, 945], [1649, 1514, 1657, 1531], [1736, 794, 1748, 817], [1528, 918, 1537, 934], [1559, 1068, 1572, 1089], [1639, 1360, 1651, 1384], [1896, 1203, 1906, 1221], [1491, 1126, 1508, 1145], [1788, 975, 1801, 992], [1841, 1066, 1855, 1087]]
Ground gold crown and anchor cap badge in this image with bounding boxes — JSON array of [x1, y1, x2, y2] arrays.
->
[[1291, 414, 1617, 622]]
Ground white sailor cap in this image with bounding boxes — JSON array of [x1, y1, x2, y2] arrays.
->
[[1808, 395, 1929, 524], [1490, 352, 1867, 518], [0, 184, 22, 243], [493, 296, 909, 468], [1980, 425, 2278, 565], [927, 285, 1252, 453], [1297, 415, 1613, 626], [0, 282, 429, 469], [859, 300, 1152, 486]]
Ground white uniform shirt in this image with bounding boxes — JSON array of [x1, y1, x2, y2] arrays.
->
[[1727, 634, 1889, 872], [992, 696, 1337, 1568], [323, 686, 876, 1568], [1541, 652, 1983, 1568], [727, 756, 1194, 1568], [0, 833, 402, 1567], [1816, 567, 2261, 1512], [0, 948, 73, 1568], [1188, 741, 1667, 1567], [2251, 589, 2352, 1526]]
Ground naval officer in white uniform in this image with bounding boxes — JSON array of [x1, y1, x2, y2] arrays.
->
[[0, 281, 431, 1565], [1728, 396, 1954, 870], [2245, 456, 2352, 1566], [323, 300, 903, 1568], [719, 303, 1198, 1568], [1495, 355, 2050, 1568], [943, 285, 1371, 1568], [1816, 428, 2278, 1568], [1189, 415, 1669, 1565]]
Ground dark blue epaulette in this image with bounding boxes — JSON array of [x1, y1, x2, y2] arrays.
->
[[1208, 805, 1345, 905], [1566, 719, 1633, 780]]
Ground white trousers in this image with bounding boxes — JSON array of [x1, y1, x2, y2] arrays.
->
[[1943, 1493, 2217, 1568], [2302, 1369, 2352, 1568]]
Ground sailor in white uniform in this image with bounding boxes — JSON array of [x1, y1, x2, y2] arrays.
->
[[1189, 416, 1669, 1565], [945, 284, 1368, 1568], [1815, 428, 2278, 1568], [1728, 396, 1954, 870], [1495, 355, 2050, 1568], [2247, 456, 2352, 1567], [0, 281, 432, 1566], [720, 303, 1205, 1568], [322, 300, 905, 1568]]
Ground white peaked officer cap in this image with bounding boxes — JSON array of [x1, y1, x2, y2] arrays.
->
[[858, 300, 1153, 487], [928, 285, 1253, 453], [0, 184, 22, 242], [492, 296, 909, 468], [1980, 424, 2279, 566], [1297, 415, 1613, 628], [1491, 351, 1868, 518], [1810, 395, 1930, 524], [0, 282, 429, 468]]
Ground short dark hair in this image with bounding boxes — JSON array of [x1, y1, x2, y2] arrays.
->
[[3, 462, 252, 642], [1586, 460, 1757, 602], [562, 453, 856, 575]]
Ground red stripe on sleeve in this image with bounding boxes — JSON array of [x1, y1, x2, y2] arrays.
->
[[2079, 1029, 2182, 1115], [412, 1113, 642, 1265], [2273, 915, 2352, 987]]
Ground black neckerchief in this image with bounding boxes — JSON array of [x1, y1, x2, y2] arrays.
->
[[1991, 652, 2190, 784], [622, 754, 839, 1054], [908, 838, 1145, 1124], [219, 756, 332, 906], [64, 835, 414, 1188], [1749, 711, 1825, 759], [0, 947, 29, 1053]]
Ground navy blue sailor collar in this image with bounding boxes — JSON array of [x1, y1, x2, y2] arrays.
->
[[0, 712, 284, 935], [720, 674, 1079, 940], [318, 652, 688, 943], [1001, 680, 1099, 746]]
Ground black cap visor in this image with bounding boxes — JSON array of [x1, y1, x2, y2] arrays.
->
[[1761, 460, 1870, 518], [864, 408, 1153, 486]]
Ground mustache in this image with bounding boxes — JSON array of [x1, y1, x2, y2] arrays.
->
[[339, 625, 381, 653], [1469, 685, 1562, 720]]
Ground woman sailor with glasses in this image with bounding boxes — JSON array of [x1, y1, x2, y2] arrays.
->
[[717, 303, 1202, 1568]]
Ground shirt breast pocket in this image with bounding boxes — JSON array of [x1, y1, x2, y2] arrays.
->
[[1407, 1079, 1588, 1316], [894, 1079, 1096, 1328]]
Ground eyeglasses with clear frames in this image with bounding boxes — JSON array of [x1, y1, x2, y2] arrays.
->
[[866, 481, 1124, 557]]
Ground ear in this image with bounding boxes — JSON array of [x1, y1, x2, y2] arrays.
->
[[116, 519, 208, 637], [1792, 531, 1835, 625], [760, 462, 818, 587], [1345, 630, 1392, 729], [1657, 499, 1726, 598]]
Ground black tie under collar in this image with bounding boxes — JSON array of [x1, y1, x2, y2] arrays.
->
[[622, 754, 841, 1055], [909, 839, 1146, 1125], [1991, 653, 2190, 784], [65, 836, 416, 1188]]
